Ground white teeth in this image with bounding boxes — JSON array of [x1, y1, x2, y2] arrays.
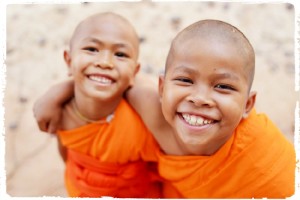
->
[[182, 113, 213, 126], [89, 76, 112, 84], [196, 117, 203, 125], [190, 116, 197, 125], [182, 113, 189, 120]]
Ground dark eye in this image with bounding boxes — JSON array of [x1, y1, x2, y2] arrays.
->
[[115, 52, 129, 58], [83, 47, 98, 52], [215, 84, 235, 91], [175, 77, 193, 84]]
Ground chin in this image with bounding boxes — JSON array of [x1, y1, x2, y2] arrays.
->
[[181, 136, 204, 146]]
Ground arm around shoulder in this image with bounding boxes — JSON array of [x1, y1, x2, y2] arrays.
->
[[33, 78, 74, 133], [126, 73, 166, 134]]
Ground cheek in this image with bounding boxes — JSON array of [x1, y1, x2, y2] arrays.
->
[[162, 86, 176, 105], [70, 58, 81, 70], [119, 67, 135, 83], [216, 95, 245, 123], [71, 66, 83, 77], [161, 85, 183, 115], [160, 88, 173, 117]]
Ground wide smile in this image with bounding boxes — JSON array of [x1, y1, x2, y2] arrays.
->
[[87, 74, 115, 85], [180, 113, 218, 127]]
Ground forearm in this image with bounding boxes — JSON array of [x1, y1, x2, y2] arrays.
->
[[48, 78, 74, 106], [33, 78, 75, 133], [126, 72, 158, 113], [125, 72, 163, 132]]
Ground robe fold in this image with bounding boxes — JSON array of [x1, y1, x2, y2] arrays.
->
[[158, 109, 295, 198], [57, 99, 161, 198]]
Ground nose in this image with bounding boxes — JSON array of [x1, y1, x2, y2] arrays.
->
[[187, 87, 215, 107], [94, 51, 114, 69]]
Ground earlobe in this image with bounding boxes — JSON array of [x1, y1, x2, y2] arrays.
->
[[134, 63, 141, 75], [129, 63, 141, 87], [243, 91, 257, 118], [158, 75, 165, 102], [63, 50, 72, 76]]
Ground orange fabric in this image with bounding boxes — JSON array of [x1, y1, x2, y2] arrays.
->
[[57, 99, 161, 198], [157, 109, 296, 198]]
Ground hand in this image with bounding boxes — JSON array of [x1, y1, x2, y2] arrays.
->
[[33, 79, 74, 133], [33, 93, 62, 133]]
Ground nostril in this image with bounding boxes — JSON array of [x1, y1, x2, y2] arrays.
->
[[94, 62, 114, 69], [188, 99, 194, 104], [187, 95, 214, 107]]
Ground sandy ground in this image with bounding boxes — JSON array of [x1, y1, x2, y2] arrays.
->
[[3, 1, 299, 197]]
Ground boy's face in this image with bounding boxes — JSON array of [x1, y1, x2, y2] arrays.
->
[[64, 16, 139, 101], [159, 37, 255, 155]]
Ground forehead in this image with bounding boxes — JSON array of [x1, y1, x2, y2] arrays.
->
[[173, 35, 244, 65], [71, 15, 139, 50], [168, 36, 250, 82]]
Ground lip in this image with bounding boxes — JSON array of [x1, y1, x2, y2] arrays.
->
[[179, 111, 219, 121], [177, 112, 219, 131], [86, 73, 116, 85]]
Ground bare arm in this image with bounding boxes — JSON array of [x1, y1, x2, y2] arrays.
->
[[33, 78, 74, 133], [126, 73, 164, 133], [126, 73, 183, 155]]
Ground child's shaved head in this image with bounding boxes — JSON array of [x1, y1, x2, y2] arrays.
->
[[166, 19, 255, 88], [69, 12, 140, 58]]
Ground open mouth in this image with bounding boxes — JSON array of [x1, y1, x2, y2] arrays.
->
[[88, 75, 114, 85], [181, 113, 218, 126]]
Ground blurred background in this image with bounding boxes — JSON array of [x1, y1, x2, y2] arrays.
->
[[4, 1, 298, 197]]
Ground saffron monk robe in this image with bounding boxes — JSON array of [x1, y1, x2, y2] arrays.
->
[[33, 12, 163, 198], [58, 99, 162, 197]]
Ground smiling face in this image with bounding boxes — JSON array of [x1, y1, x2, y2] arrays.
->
[[159, 20, 256, 155], [64, 13, 140, 103]]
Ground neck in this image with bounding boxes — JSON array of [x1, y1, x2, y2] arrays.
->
[[74, 94, 122, 122]]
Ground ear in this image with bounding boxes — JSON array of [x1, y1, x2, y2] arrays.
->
[[243, 91, 257, 119], [63, 50, 72, 76], [134, 63, 141, 75], [158, 75, 165, 101], [129, 63, 141, 87]]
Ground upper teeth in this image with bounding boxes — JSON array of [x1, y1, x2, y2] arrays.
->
[[182, 113, 213, 126], [89, 76, 112, 84]]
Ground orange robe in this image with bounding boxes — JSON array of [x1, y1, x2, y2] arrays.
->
[[57, 99, 161, 198], [157, 109, 296, 198]]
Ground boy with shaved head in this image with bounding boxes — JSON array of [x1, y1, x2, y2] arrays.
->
[[128, 19, 295, 198], [34, 12, 162, 198], [34, 19, 295, 198]]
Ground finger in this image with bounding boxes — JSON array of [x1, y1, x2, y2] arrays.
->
[[47, 120, 58, 134], [38, 121, 48, 132]]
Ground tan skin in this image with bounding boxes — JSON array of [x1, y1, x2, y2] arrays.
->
[[35, 13, 141, 160], [127, 21, 257, 156], [34, 19, 256, 157], [62, 14, 140, 129]]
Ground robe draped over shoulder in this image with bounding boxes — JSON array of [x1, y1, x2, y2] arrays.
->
[[58, 99, 161, 198], [158, 109, 295, 198]]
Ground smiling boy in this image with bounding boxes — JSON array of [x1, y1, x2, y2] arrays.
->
[[34, 19, 295, 198], [128, 19, 295, 198], [159, 19, 256, 155], [35, 12, 162, 198]]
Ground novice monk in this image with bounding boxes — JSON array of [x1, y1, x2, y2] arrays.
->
[[34, 12, 162, 198], [127, 19, 296, 198], [34, 19, 295, 198]]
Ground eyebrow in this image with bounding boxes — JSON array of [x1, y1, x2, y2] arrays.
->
[[172, 65, 241, 81], [83, 37, 133, 50], [213, 72, 240, 81], [172, 65, 196, 74]]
